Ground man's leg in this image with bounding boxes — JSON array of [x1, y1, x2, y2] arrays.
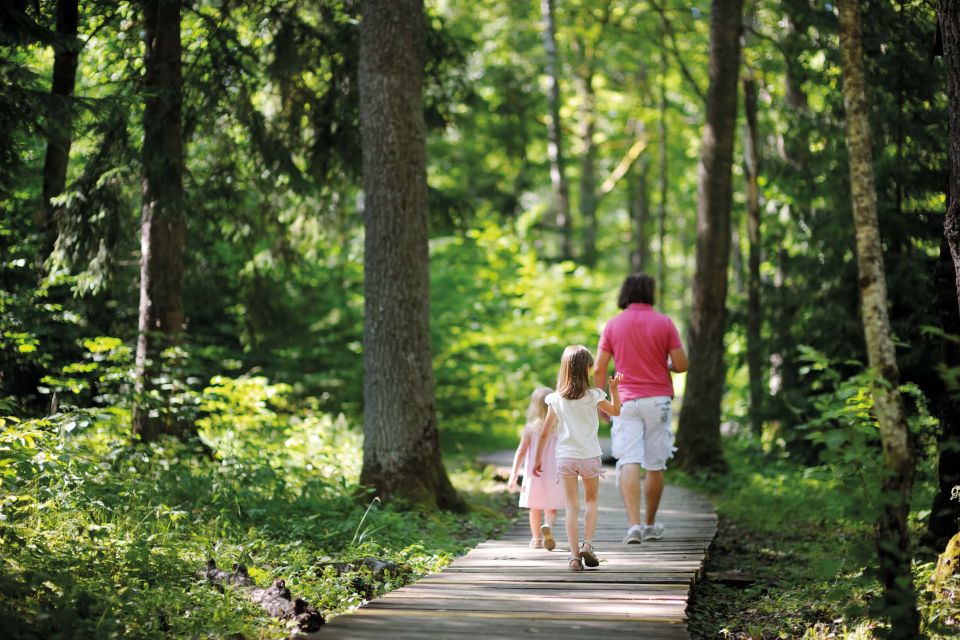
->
[[619, 463, 643, 527], [644, 469, 664, 525]]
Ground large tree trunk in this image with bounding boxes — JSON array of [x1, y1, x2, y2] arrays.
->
[[943, 3, 960, 345], [837, 1, 919, 636], [674, 0, 744, 473], [929, 240, 960, 548], [133, 0, 188, 441], [578, 65, 598, 267], [743, 75, 763, 436], [540, 0, 573, 260], [930, 1, 960, 550], [39, 0, 79, 241], [358, 0, 463, 512]]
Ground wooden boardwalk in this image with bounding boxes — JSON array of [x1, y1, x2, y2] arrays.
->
[[318, 467, 716, 639]]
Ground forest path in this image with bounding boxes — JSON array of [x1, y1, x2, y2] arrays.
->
[[316, 453, 717, 639]]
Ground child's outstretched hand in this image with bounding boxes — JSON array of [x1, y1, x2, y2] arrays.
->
[[507, 474, 519, 492], [608, 371, 624, 388]]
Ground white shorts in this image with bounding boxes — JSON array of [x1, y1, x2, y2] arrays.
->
[[611, 396, 676, 473]]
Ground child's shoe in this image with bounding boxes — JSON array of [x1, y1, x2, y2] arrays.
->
[[529, 537, 543, 549], [579, 541, 599, 568], [540, 524, 556, 551], [568, 555, 583, 572]]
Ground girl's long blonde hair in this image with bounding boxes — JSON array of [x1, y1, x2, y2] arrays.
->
[[525, 386, 553, 433], [556, 345, 594, 400]]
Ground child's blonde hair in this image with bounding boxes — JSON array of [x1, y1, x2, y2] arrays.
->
[[525, 386, 553, 433], [557, 345, 594, 400]]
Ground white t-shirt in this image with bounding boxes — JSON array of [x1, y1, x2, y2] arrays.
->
[[545, 388, 606, 459]]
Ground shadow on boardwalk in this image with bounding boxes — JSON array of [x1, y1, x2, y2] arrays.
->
[[316, 462, 716, 639]]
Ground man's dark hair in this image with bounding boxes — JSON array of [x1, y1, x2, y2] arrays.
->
[[617, 273, 656, 309]]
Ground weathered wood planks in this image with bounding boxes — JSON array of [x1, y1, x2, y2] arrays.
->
[[314, 473, 716, 639]]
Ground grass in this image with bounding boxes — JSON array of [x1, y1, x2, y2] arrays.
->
[[0, 382, 517, 639], [679, 435, 959, 640]]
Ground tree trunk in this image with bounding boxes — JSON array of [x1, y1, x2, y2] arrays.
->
[[929, 240, 960, 548], [930, 0, 960, 551], [133, 0, 188, 441], [743, 75, 763, 436], [39, 0, 79, 239], [358, 0, 463, 512], [943, 2, 960, 335], [674, 0, 743, 473], [578, 65, 598, 267], [540, 0, 573, 260], [629, 127, 650, 273], [657, 46, 668, 299], [837, 1, 919, 636]]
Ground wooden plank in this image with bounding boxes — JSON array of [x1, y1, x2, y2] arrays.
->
[[317, 472, 716, 639]]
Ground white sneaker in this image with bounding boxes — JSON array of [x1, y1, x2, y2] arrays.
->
[[623, 525, 643, 544], [641, 523, 664, 541]]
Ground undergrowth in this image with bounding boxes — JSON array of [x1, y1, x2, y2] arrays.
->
[[0, 375, 515, 639], [682, 438, 957, 640]]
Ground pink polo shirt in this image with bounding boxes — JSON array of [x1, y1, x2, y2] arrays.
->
[[598, 303, 682, 401]]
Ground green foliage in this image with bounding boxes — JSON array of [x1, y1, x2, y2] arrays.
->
[[0, 376, 513, 639], [682, 436, 950, 639], [431, 217, 617, 452]]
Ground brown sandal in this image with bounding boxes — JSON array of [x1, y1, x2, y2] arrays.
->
[[568, 556, 583, 572], [579, 541, 599, 568], [540, 524, 556, 551]]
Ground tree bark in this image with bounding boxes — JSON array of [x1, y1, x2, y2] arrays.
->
[[674, 0, 744, 473], [39, 0, 79, 240], [629, 126, 650, 273], [358, 0, 463, 511], [743, 75, 763, 436], [929, 239, 960, 548], [133, 0, 188, 441], [930, 0, 960, 550], [657, 45, 668, 302], [837, 1, 919, 636], [578, 64, 598, 266], [943, 2, 960, 336], [540, 0, 573, 260]]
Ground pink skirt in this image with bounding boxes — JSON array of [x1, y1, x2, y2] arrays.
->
[[519, 431, 566, 510]]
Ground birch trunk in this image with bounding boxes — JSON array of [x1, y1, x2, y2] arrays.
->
[[837, 1, 918, 635]]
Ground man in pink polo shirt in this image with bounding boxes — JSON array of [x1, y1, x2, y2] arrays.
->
[[593, 273, 688, 544]]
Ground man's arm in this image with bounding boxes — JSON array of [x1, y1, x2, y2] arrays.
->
[[668, 347, 688, 373], [594, 349, 613, 388]]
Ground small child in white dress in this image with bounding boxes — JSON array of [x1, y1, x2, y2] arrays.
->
[[508, 387, 565, 549]]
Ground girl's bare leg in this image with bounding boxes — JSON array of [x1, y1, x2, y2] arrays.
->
[[529, 508, 543, 540], [544, 509, 558, 528], [562, 475, 580, 554], [582, 476, 600, 544]]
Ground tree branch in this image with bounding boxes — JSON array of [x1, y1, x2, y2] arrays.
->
[[646, 0, 707, 103]]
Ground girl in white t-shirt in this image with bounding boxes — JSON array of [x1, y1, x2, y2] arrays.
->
[[534, 345, 622, 571]]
